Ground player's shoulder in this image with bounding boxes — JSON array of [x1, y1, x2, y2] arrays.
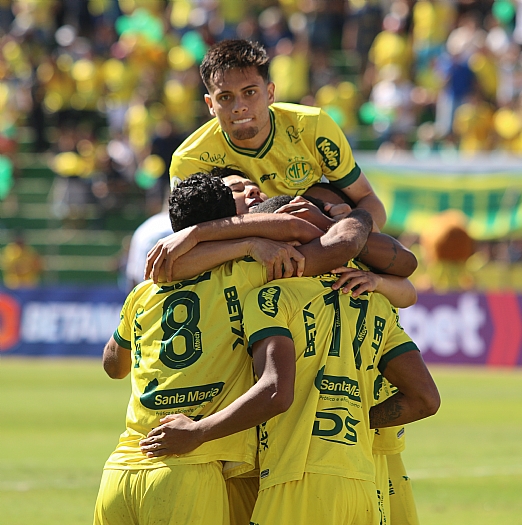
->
[[218, 257, 267, 287], [271, 102, 322, 119], [124, 279, 158, 308], [174, 118, 223, 154]]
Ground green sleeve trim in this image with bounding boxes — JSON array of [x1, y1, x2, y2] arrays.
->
[[378, 342, 419, 373], [248, 327, 293, 347], [113, 329, 131, 350], [330, 163, 361, 189]]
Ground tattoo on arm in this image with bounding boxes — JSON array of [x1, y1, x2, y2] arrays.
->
[[380, 242, 397, 271], [370, 393, 405, 428]]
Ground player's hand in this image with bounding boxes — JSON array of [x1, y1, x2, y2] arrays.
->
[[330, 266, 383, 297], [144, 227, 197, 283], [247, 238, 305, 280], [323, 202, 352, 222], [275, 196, 334, 232], [139, 414, 203, 457]]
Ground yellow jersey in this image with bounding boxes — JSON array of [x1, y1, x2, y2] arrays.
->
[[243, 274, 418, 490], [170, 103, 360, 197], [104, 258, 266, 478], [372, 374, 406, 455]]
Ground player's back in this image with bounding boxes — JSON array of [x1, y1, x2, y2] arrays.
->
[[243, 274, 416, 489], [106, 258, 266, 471]]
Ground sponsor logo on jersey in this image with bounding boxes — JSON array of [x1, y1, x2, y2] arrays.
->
[[284, 157, 313, 188], [259, 173, 276, 183], [140, 378, 225, 409], [260, 469, 270, 479], [224, 286, 244, 350], [199, 151, 227, 164], [314, 365, 361, 401], [258, 286, 281, 317], [316, 137, 340, 170], [258, 421, 269, 451], [286, 125, 304, 143], [303, 302, 316, 357]]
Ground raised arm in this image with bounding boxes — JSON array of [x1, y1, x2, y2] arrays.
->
[[139, 335, 295, 456], [296, 208, 373, 277], [340, 171, 386, 230], [146, 213, 323, 282], [369, 351, 440, 429], [357, 232, 418, 278], [148, 209, 372, 283], [169, 237, 307, 282]]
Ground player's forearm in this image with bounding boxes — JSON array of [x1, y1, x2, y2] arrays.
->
[[193, 214, 323, 245], [169, 239, 251, 280], [193, 375, 293, 445], [371, 351, 440, 428], [369, 390, 438, 428], [192, 336, 295, 445], [374, 276, 417, 308], [298, 208, 373, 277], [358, 233, 418, 277]]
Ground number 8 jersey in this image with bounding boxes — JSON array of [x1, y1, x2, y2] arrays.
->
[[104, 258, 266, 477], [243, 274, 419, 490]]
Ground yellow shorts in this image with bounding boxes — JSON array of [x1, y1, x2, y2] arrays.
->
[[93, 462, 229, 525], [387, 453, 420, 525], [373, 453, 390, 524], [226, 476, 259, 525], [250, 473, 379, 525]]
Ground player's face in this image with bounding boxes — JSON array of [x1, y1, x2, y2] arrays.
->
[[204, 67, 275, 150], [222, 175, 267, 214]]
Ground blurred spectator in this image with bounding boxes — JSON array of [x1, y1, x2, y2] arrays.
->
[[434, 13, 481, 138], [1, 229, 43, 288], [416, 209, 476, 292]]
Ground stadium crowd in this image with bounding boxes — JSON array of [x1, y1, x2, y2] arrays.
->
[[1, 0, 522, 292]]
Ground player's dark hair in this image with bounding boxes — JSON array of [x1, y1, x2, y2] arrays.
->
[[169, 173, 236, 231], [208, 165, 249, 180], [200, 39, 270, 90], [249, 194, 326, 214], [249, 195, 292, 213], [304, 182, 356, 209]]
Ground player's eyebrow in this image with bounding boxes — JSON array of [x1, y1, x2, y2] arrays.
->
[[226, 178, 259, 188], [216, 84, 260, 95]]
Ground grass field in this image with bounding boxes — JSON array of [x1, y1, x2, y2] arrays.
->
[[1, 358, 522, 525]]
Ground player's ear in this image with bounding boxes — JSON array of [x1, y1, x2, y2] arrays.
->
[[267, 82, 275, 104], [204, 94, 215, 116]]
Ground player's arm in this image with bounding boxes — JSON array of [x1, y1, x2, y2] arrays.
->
[[102, 335, 131, 379], [159, 209, 371, 283], [330, 268, 417, 308], [296, 208, 373, 277], [274, 198, 416, 277], [369, 351, 440, 428], [168, 237, 307, 282], [358, 232, 418, 277], [340, 171, 386, 230], [146, 213, 323, 282], [139, 335, 295, 456]]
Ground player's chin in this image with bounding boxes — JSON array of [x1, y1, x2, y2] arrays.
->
[[231, 127, 258, 140]]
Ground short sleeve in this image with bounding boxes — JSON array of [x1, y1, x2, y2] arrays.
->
[[315, 110, 360, 188]]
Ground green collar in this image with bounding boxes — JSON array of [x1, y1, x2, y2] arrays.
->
[[222, 108, 275, 159]]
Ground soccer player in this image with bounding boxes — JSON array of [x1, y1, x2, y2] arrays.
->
[[169, 38, 386, 229], [146, 166, 417, 283], [93, 174, 373, 525], [140, 244, 440, 525]]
